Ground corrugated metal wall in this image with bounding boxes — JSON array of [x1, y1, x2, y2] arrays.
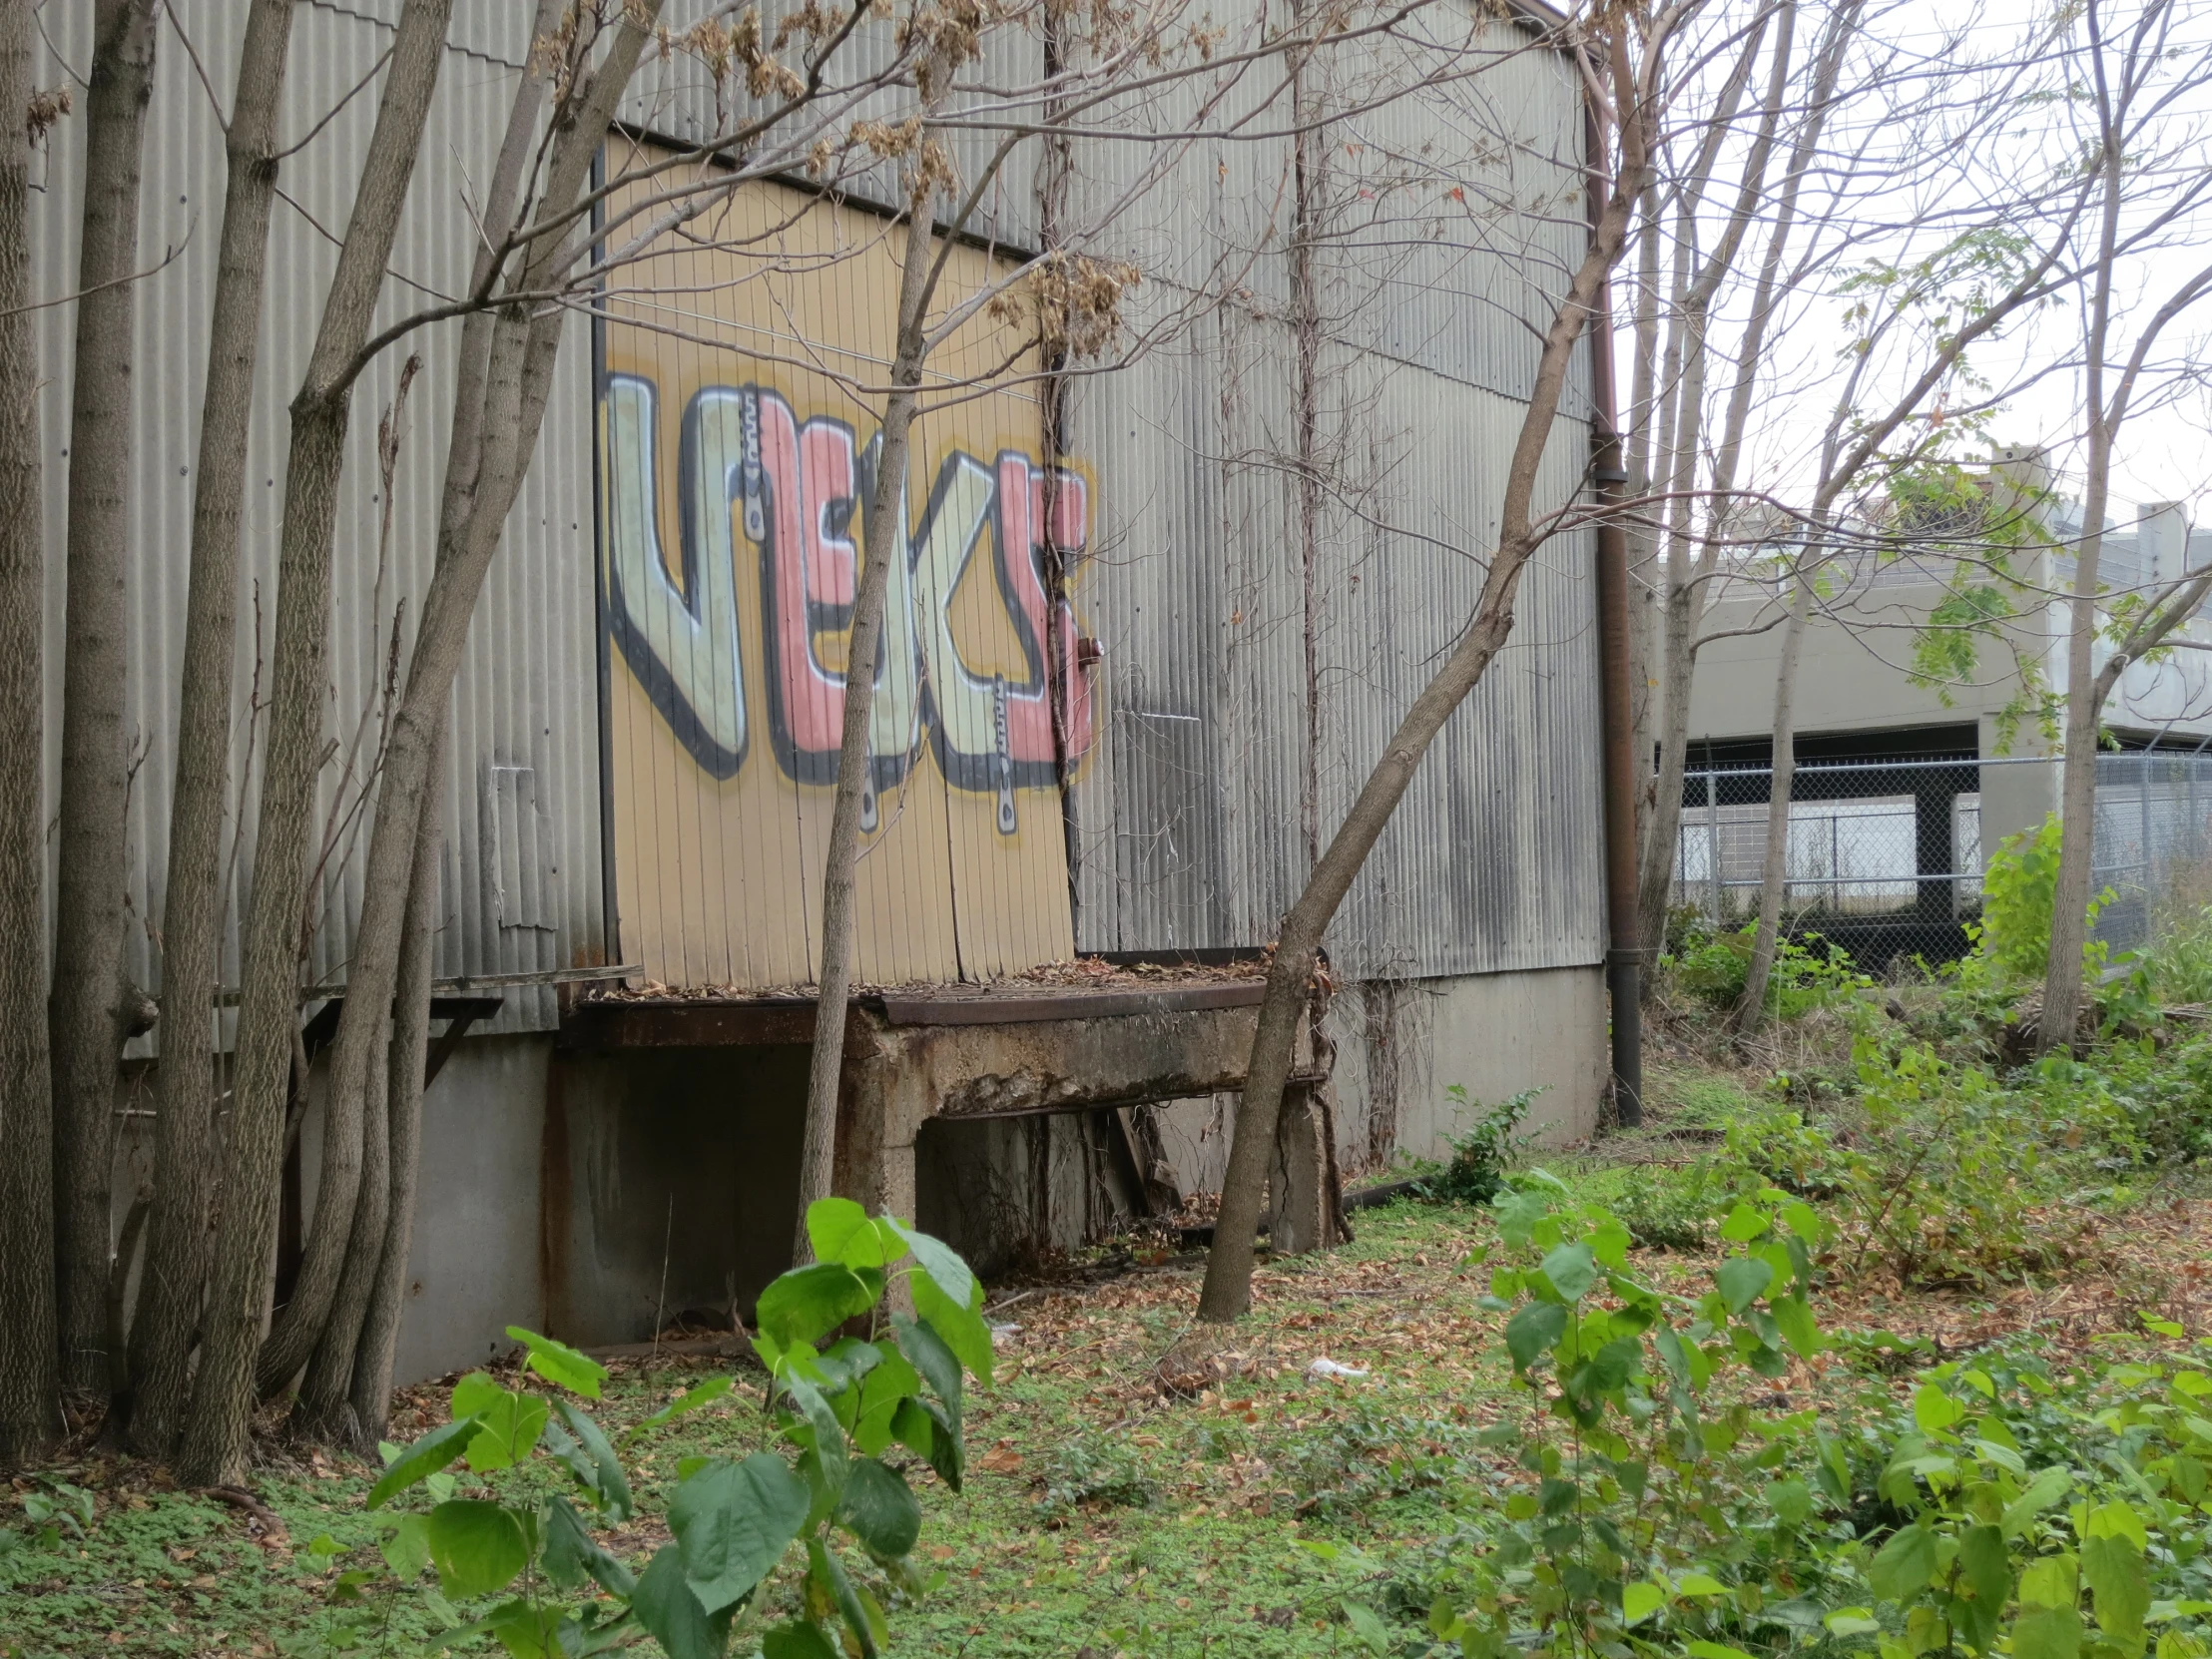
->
[[28, 0, 1602, 1017], [32, 1, 606, 1036], [1064, 7, 1605, 979]]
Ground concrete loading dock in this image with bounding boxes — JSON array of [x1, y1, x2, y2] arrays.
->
[[547, 973, 1348, 1346]]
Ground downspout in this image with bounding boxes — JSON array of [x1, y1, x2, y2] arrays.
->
[[1584, 63, 1643, 1127]]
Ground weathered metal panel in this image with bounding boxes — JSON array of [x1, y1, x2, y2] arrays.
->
[[1312, 363, 1602, 978], [1066, 319, 1603, 978], [31, 1, 609, 1038], [614, 0, 1044, 252], [1318, 12, 1594, 416], [596, 164, 1080, 990]]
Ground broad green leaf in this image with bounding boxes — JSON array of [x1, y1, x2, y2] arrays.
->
[[1685, 1644, 1756, 1659], [425, 1500, 529, 1598], [892, 1314, 962, 1425], [2013, 1602, 2085, 1659], [1538, 1243, 1598, 1303], [1772, 1295, 1824, 1360], [807, 1199, 885, 1269], [838, 1457, 922, 1559], [379, 1512, 431, 1581], [1825, 1609, 1881, 1636], [2084, 1533, 2151, 1655], [630, 1544, 724, 1659], [1676, 1573, 1727, 1595], [1715, 1257, 1774, 1316], [506, 1327, 608, 1400], [1490, 1187, 1550, 1248], [758, 1263, 878, 1350], [1914, 1383, 1963, 1433], [2083, 1500, 2150, 1551], [784, 1376, 848, 1499], [1954, 1524, 2011, 1651], [1342, 1599, 1389, 1655], [1587, 1218, 1632, 1269], [911, 1273, 993, 1386], [809, 1537, 875, 1658], [548, 1398, 635, 1524], [669, 1452, 812, 1613], [1622, 1581, 1667, 1625], [762, 1622, 840, 1659], [2003, 1466, 2074, 1538], [853, 1347, 922, 1455], [481, 1598, 565, 1659], [367, 1417, 482, 1509], [1504, 1303, 1568, 1372], [542, 1495, 635, 1598], [1870, 1524, 1938, 1603], [1780, 1200, 1825, 1246], [891, 1395, 961, 1492], [883, 1218, 977, 1312], [1718, 1204, 1769, 1243], [2020, 1556, 2079, 1609], [1766, 1478, 1813, 1526], [448, 1377, 547, 1474], [627, 1376, 735, 1442]]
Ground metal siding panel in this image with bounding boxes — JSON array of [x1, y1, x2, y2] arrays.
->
[[34, 2, 607, 1041], [596, 169, 1076, 990], [615, 0, 1044, 252]]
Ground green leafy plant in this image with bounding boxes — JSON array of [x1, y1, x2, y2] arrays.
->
[[1668, 922, 1872, 1020], [1427, 1174, 1834, 1659], [1973, 814, 2113, 984], [353, 1197, 989, 1658], [13, 1478, 94, 1552], [1832, 1334, 2212, 1659], [1419, 1087, 1543, 1205], [1038, 1432, 1157, 1521]]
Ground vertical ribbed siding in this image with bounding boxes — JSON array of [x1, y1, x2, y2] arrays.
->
[[32, 1, 607, 1039], [1065, 4, 1604, 978], [615, 0, 1044, 252]]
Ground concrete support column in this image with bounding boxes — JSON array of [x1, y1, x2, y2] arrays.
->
[[1270, 1083, 1331, 1255]]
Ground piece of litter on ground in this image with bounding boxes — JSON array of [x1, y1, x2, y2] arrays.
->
[[1307, 1357, 1369, 1380], [990, 1323, 1022, 1340]]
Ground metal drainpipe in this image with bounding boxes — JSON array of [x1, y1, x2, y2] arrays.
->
[[1583, 69, 1643, 1128]]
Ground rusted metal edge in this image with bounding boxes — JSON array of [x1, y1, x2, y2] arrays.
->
[[557, 997, 819, 1050], [876, 980, 1266, 1025], [558, 979, 1268, 1048]]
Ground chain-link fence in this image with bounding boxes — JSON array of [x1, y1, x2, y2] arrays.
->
[[1669, 749, 2212, 972]]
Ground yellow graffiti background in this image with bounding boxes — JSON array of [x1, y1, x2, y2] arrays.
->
[[599, 159, 1079, 991]]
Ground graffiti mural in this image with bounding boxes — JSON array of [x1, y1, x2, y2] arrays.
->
[[602, 373, 1093, 831], [596, 163, 1094, 990]]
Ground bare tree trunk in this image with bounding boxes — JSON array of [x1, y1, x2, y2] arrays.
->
[[345, 735, 444, 1449], [179, 0, 454, 1488], [0, 0, 62, 1470], [1636, 0, 1856, 965], [1196, 29, 1657, 1323], [125, 0, 297, 1458], [1733, 556, 1817, 1031], [2041, 431, 2110, 1049], [50, 0, 159, 1406], [795, 187, 941, 1260], [262, 0, 651, 1404]]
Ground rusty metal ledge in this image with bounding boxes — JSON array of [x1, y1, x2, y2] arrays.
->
[[558, 978, 1266, 1051], [877, 981, 1264, 1025]]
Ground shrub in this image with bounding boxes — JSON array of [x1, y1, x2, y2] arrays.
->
[[1424, 1181, 2212, 1659], [1668, 921, 1872, 1019], [1417, 1086, 1541, 1205], [1038, 1433, 1157, 1520], [347, 1199, 988, 1658], [1971, 813, 2113, 984]]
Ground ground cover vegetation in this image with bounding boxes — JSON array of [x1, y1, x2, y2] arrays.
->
[[11, 846, 2212, 1656]]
